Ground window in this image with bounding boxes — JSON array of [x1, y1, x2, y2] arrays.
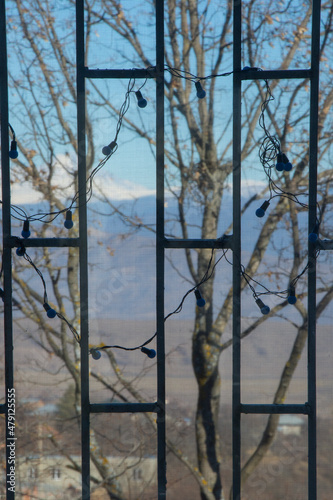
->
[[29, 467, 38, 480], [51, 468, 61, 480], [133, 468, 143, 481], [0, 1, 328, 499]]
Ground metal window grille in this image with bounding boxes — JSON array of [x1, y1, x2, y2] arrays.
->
[[0, 0, 322, 499]]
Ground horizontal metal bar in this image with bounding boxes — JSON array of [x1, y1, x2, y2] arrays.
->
[[90, 402, 159, 413], [241, 68, 312, 81], [0, 404, 5, 414], [6, 237, 80, 248], [241, 403, 310, 415], [85, 68, 312, 82], [316, 238, 333, 250], [164, 235, 233, 250], [84, 67, 156, 79]]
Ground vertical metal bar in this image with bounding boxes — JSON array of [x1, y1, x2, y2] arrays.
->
[[0, 1, 15, 498], [76, 2, 90, 499], [308, 1, 321, 499], [155, 0, 166, 498], [232, 0, 242, 498]]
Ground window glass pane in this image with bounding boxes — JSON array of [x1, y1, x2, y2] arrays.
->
[[89, 413, 157, 499], [241, 414, 308, 500]]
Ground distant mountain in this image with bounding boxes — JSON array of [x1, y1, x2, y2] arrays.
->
[[7, 188, 321, 322]]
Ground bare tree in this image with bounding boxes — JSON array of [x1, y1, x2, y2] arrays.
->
[[4, 1, 333, 499]]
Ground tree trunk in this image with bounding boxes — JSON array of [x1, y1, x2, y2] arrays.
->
[[190, 167, 225, 498], [192, 276, 224, 500]]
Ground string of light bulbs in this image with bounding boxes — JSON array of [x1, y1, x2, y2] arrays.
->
[[4, 64, 324, 356], [14, 238, 80, 344], [5, 77, 145, 231], [11, 233, 228, 359], [5, 69, 235, 359], [6, 65, 237, 231], [223, 246, 320, 315], [255, 78, 323, 235], [250, 77, 323, 309], [6, 66, 253, 232], [160, 67, 323, 311], [89, 247, 228, 360], [8, 65, 323, 237]]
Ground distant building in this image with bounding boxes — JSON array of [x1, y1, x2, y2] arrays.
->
[[12, 454, 157, 499], [277, 415, 305, 436]]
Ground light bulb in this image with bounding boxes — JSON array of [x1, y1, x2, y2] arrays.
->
[[275, 153, 284, 172], [256, 298, 270, 315], [43, 302, 57, 319], [16, 246, 25, 257], [9, 140, 18, 159], [102, 140, 117, 156], [308, 232, 318, 242], [195, 81, 206, 99], [309, 223, 319, 242], [255, 200, 270, 218], [141, 346, 156, 359], [194, 289, 206, 307], [64, 210, 73, 229], [287, 286, 297, 305], [21, 220, 31, 239], [135, 90, 147, 108], [91, 348, 102, 360], [281, 153, 292, 172]]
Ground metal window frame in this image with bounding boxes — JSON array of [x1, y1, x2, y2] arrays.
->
[[76, 1, 167, 498], [0, 0, 322, 499], [231, 1, 321, 499]]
